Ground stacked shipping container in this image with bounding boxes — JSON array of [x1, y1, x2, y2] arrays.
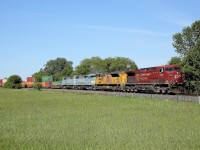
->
[[51, 81, 61, 89], [27, 77, 35, 82], [26, 77, 35, 88], [42, 76, 53, 88], [21, 77, 35, 88]]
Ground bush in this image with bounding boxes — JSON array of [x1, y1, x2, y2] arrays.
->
[[5, 75, 22, 89], [33, 83, 42, 91]]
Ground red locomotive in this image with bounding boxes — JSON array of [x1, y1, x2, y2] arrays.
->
[[125, 65, 185, 94]]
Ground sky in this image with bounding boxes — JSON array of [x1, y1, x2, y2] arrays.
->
[[0, 0, 199, 80]]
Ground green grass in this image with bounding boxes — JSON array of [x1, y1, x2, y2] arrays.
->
[[0, 88, 200, 150]]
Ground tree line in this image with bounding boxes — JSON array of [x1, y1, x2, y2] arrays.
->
[[32, 57, 138, 82]]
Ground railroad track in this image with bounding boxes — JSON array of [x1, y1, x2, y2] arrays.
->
[[41, 88, 200, 103]]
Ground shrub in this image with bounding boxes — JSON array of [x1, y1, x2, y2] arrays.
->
[[33, 83, 42, 91], [5, 75, 22, 89]]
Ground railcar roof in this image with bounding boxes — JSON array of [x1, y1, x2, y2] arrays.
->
[[87, 73, 97, 76], [139, 65, 180, 70]]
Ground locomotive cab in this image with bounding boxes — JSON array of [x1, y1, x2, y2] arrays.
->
[[163, 65, 185, 93], [163, 65, 184, 85]]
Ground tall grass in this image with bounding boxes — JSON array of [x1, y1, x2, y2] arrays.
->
[[0, 88, 200, 150]]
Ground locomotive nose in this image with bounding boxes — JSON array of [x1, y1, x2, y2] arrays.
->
[[174, 72, 180, 78], [174, 72, 184, 83]]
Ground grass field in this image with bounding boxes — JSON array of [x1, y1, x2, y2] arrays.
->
[[0, 88, 200, 150]]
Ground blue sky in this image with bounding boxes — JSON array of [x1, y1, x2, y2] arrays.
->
[[0, 0, 199, 80]]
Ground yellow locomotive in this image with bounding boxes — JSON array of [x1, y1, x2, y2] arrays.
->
[[94, 72, 127, 91]]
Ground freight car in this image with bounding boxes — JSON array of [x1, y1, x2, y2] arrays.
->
[[21, 76, 54, 88], [42, 76, 53, 88], [51, 81, 61, 89], [61, 65, 186, 94]]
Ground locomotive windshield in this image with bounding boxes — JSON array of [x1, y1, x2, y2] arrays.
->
[[174, 67, 180, 71], [165, 67, 180, 71], [165, 68, 173, 71]]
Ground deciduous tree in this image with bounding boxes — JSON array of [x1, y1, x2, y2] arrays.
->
[[4, 75, 22, 89], [172, 20, 200, 57], [33, 58, 73, 81], [32, 69, 47, 82], [172, 20, 200, 81], [75, 56, 138, 75], [168, 56, 182, 66], [181, 41, 200, 80], [44, 58, 73, 76]]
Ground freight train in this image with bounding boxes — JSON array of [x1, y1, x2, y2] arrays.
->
[[1, 65, 189, 94], [61, 65, 187, 94]]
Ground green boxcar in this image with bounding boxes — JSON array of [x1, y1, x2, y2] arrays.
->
[[42, 76, 53, 82]]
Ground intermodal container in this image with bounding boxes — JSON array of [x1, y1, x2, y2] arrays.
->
[[51, 81, 61, 89], [42, 76, 53, 82], [27, 77, 35, 82], [42, 82, 52, 88], [52, 81, 61, 85]]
